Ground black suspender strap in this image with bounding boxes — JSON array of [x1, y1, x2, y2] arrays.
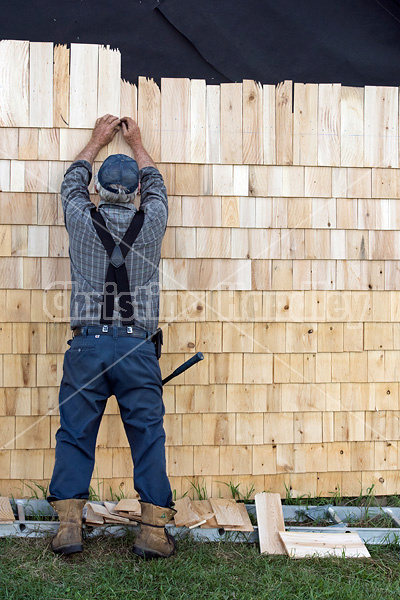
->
[[90, 207, 145, 325]]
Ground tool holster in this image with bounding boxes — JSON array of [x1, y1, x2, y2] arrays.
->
[[150, 328, 163, 359]]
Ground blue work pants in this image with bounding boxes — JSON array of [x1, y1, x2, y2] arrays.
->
[[47, 330, 172, 508]]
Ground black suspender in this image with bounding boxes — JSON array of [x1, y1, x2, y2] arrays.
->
[[90, 207, 145, 325]]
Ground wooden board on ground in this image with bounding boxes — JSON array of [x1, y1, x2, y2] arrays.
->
[[191, 500, 218, 528], [174, 496, 206, 528], [279, 531, 371, 559], [255, 492, 286, 555], [85, 502, 130, 525], [223, 502, 254, 532], [104, 514, 131, 523], [190, 500, 216, 528], [103, 501, 120, 516], [124, 511, 142, 521], [209, 498, 244, 527], [85, 502, 106, 525], [102, 502, 131, 523], [0, 497, 14, 523], [114, 499, 141, 515]]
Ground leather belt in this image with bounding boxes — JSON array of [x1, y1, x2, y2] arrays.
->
[[72, 325, 150, 339]]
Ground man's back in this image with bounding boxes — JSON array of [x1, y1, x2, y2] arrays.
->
[[61, 160, 168, 332]]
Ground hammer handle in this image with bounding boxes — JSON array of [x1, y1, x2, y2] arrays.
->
[[162, 352, 204, 385]]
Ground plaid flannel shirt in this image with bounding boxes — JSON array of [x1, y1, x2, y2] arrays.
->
[[61, 160, 168, 333]]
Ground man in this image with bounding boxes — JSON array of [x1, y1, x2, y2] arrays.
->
[[47, 114, 176, 559]]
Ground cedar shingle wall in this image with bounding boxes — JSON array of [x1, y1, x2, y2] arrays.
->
[[0, 40, 399, 499]]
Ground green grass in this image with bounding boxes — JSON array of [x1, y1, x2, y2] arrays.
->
[[1, 534, 400, 600]]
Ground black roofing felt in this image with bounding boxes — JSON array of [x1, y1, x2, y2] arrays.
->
[[1, 0, 400, 86]]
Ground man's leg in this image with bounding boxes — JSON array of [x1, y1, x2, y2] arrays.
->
[[112, 336, 172, 508], [113, 335, 175, 559], [48, 335, 112, 502]]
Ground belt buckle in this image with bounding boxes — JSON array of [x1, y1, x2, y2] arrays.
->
[[126, 326, 133, 334], [102, 325, 109, 333]]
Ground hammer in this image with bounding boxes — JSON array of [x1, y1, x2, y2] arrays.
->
[[162, 352, 204, 385]]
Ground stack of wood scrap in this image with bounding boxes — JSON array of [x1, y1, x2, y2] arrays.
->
[[84, 499, 141, 525], [173, 497, 253, 531], [112, 499, 141, 522], [0, 497, 15, 525], [255, 492, 370, 559]]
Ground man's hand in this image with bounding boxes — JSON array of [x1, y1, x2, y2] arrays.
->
[[121, 117, 142, 148], [121, 117, 156, 170], [74, 114, 121, 165], [91, 114, 121, 147]]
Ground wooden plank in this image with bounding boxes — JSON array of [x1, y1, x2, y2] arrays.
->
[[0, 40, 29, 126], [48, 162, 65, 194], [243, 80, 263, 164], [38, 129, 60, 161], [279, 531, 370, 559], [318, 83, 341, 166], [164, 258, 251, 291], [191, 500, 218, 528], [0, 128, 19, 159], [108, 79, 137, 158], [138, 77, 160, 162], [10, 161, 25, 192], [191, 79, 206, 163], [0, 162, 10, 193], [220, 83, 242, 164], [0, 497, 14, 523], [186, 500, 215, 529], [364, 86, 398, 168], [255, 492, 287, 555], [341, 86, 364, 167], [85, 503, 105, 525], [89, 502, 123, 523], [209, 498, 243, 527], [161, 78, 190, 162], [276, 80, 293, 166], [69, 43, 99, 128], [29, 42, 53, 127], [223, 502, 254, 532], [206, 85, 221, 163], [114, 498, 141, 514], [120, 79, 137, 120], [263, 84, 276, 164], [293, 83, 318, 166], [213, 164, 233, 195], [174, 496, 205, 528], [53, 44, 70, 127], [97, 45, 121, 118], [24, 161, 49, 193], [59, 129, 92, 161], [18, 128, 38, 160], [102, 502, 131, 523]]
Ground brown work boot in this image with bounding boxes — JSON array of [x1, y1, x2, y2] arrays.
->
[[49, 499, 86, 555], [132, 501, 177, 559]]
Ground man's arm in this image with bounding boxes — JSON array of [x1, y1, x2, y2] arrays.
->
[[121, 118, 168, 238], [62, 115, 121, 225], [121, 117, 156, 170], [75, 114, 121, 165]]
